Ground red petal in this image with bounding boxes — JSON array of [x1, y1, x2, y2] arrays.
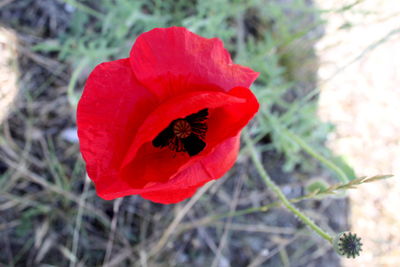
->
[[140, 186, 199, 204], [77, 58, 157, 191], [206, 86, 259, 149], [97, 135, 240, 203], [130, 27, 259, 99], [120, 87, 258, 189], [140, 135, 240, 204]]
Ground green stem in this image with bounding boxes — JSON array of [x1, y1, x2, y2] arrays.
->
[[284, 129, 349, 183], [243, 129, 333, 243]]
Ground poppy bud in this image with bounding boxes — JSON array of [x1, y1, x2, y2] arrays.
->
[[333, 231, 363, 258]]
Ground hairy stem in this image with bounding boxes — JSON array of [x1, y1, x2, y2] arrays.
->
[[283, 129, 349, 183], [243, 129, 333, 243]]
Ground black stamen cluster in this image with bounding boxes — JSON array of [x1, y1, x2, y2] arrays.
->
[[152, 109, 208, 156]]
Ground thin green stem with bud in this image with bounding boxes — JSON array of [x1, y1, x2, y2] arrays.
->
[[242, 129, 333, 243]]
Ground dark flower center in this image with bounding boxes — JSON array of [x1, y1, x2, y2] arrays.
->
[[173, 120, 192, 138], [152, 109, 208, 156]]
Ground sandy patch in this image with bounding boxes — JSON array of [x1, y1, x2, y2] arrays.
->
[[316, 0, 400, 266]]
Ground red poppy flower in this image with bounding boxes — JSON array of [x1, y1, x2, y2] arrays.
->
[[77, 27, 259, 204]]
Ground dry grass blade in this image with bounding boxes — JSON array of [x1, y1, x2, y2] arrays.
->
[[3, 156, 110, 225], [211, 176, 243, 267], [201, 222, 296, 234], [103, 198, 123, 266], [70, 175, 90, 267], [247, 233, 302, 267], [319, 174, 394, 194], [361, 174, 394, 183], [106, 247, 137, 267], [148, 181, 215, 259]]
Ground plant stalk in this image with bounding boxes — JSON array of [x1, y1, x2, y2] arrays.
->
[[243, 129, 333, 243]]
